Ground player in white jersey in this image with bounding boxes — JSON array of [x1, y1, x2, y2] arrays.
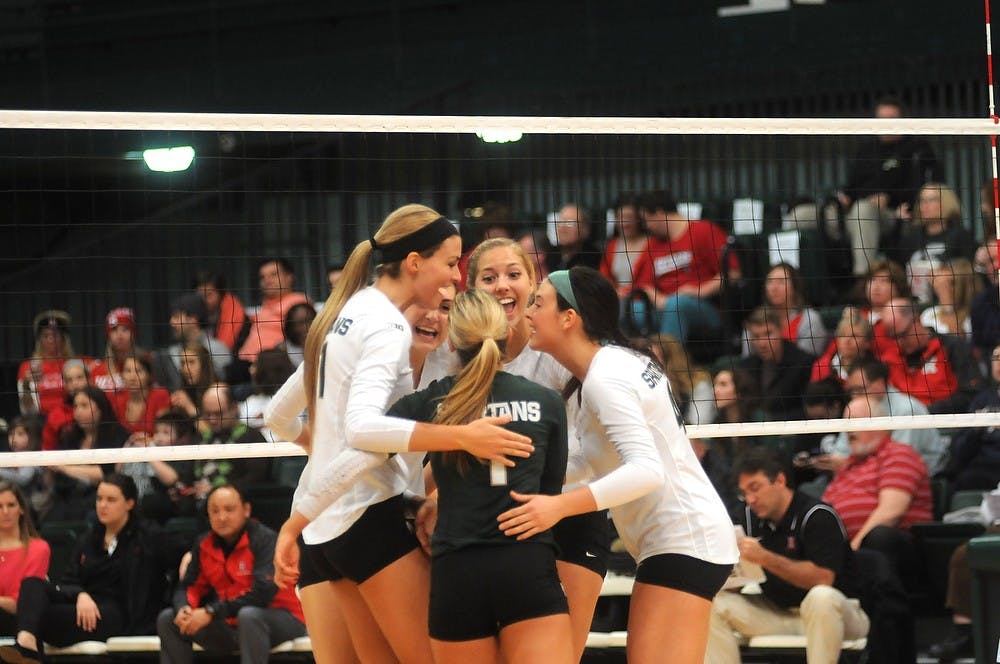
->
[[498, 266, 739, 664], [461, 237, 609, 662], [269, 205, 532, 664], [264, 285, 457, 664]]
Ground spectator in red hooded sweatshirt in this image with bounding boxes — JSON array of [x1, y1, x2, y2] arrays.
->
[[17, 311, 82, 418]]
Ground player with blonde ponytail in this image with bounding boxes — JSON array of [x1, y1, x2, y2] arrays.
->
[[271, 205, 533, 664], [388, 289, 572, 664]]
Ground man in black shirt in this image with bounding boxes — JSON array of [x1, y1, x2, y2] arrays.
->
[[706, 448, 868, 664], [739, 306, 816, 421]]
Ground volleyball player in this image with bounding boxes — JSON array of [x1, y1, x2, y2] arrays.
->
[[388, 289, 572, 664], [497, 266, 739, 664], [271, 204, 533, 664], [463, 237, 609, 661]]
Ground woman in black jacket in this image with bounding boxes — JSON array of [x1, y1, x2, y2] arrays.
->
[[0, 474, 183, 664]]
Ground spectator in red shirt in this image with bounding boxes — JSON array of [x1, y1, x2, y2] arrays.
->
[[882, 296, 984, 413], [157, 484, 305, 664], [237, 259, 310, 366], [112, 356, 171, 435], [810, 308, 874, 385], [860, 259, 910, 365], [823, 397, 932, 589], [600, 193, 648, 297], [193, 272, 248, 353], [41, 359, 92, 451], [90, 308, 151, 396], [0, 481, 51, 638], [17, 311, 77, 417], [631, 191, 739, 343]]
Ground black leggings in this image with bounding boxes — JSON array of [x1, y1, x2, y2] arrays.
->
[[16, 577, 125, 648]]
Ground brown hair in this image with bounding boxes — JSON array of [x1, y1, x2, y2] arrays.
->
[[465, 237, 536, 289], [0, 481, 40, 547]]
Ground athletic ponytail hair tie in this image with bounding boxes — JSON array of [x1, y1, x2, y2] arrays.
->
[[548, 270, 580, 312]]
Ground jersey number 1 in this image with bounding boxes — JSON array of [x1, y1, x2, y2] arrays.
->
[[490, 461, 508, 486]]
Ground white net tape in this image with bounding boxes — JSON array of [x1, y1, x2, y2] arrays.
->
[[0, 110, 997, 135], [3, 413, 1000, 467]]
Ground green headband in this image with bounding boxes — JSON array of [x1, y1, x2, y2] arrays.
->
[[548, 270, 580, 311]]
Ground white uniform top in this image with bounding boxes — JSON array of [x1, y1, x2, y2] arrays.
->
[[302, 287, 425, 544], [568, 346, 738, 566]]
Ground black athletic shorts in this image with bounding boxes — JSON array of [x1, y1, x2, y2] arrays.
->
[[298, 536, 340, 589], [303, 494, 419, 584], [552, 510, 611, 577], [429, 543, 569, 642], [635, 552, 733, 601]]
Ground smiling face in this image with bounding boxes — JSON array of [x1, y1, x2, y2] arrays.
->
[[407, 284, 455, 355], [525, 280, 566, 353], [472, 245, 535, 329], [410, 235, 462, 310]]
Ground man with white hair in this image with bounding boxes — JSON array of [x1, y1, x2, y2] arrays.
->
[[823, 397, 932, 588]]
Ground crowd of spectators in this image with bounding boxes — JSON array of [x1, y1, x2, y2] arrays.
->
[[2, 95, 1000, 660]]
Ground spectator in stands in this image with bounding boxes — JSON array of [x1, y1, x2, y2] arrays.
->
[[647, 333, 715, 426], [900, 182, 977, 304], [0, 474, 182, 663], [860, 259, 910, 364], [921, 257, 980, 339], [193, 272, 248, 353], [836, 96, 941, 276], [632, 190, 738, 343], [706, 448, 867, 664], [822, 398, 932, 582], [193, 384, 270, 505], [170, 342, 217, 421], [157, 484, 306, 664], [237, 258, 310, 366], [113, 356, 171, 435], [600, 193, 648, 297], [156, 294, 231, 393], [1, 418, 46, 517], [41, 359, 91, 451], [151, 409, 200, 519], [810, 308, 874, 385], [46, 387, 130, 523], [883, 296, 983, 413], [90, 308, 150, 395], [0, 481, 50, 638], [239, 349, 295, 441], [17, 310, 76, 417], [814, 359, 947, 477], [739, 306, 816, 421], [274, 302, 316, 367], [711, 365, 766, 462], [547, 202, 602, 273], [517, 229, 552, 283], [797, 378, 849, 485], [759, 262, 828, 357], [115, 407, 197, 524], [938, 343, 1000, 491], [326, 262, 345, 295], [971, 234, 1000, 361]]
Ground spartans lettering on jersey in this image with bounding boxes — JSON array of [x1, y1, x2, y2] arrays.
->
[[482, 400, 541, 422], [641, 361, 663, 389], [332, 316, 353, 336]]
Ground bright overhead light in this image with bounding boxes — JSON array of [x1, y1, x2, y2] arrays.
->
[[142, 146, 195, 172], [476, 129, 523, 144]]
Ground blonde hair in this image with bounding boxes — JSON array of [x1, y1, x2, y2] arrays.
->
[[648, 333, 708, 401], [304, 204, 445, 436], [914, 182, 962, 227], [941, 257, 981, 328], [433, 289, 508, 471], [465, 237, 536, 289], [835, 307, 873, 340]]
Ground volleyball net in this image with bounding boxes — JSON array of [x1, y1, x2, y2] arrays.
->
[[2, 110, 1000, 470]]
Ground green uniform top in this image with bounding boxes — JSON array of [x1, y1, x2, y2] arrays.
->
[[388, 371, 568, 557]]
